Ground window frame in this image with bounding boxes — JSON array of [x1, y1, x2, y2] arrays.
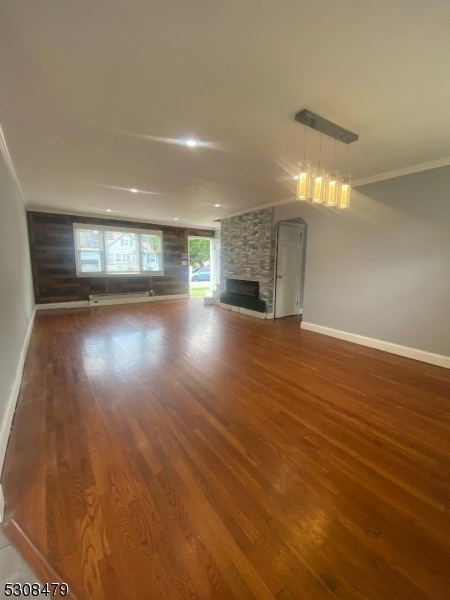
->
[[73, 223, 164, 277]]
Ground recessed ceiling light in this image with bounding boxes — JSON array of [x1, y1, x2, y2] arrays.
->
[[214, 204, 221, 207], [130, 188, 138, 193], [186, 139, 197, 147], [174, 217, 179, 221], [293, 175, 299, 180], [106, 209, 112, 212]]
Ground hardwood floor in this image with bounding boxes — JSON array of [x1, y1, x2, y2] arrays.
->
[[3, 299, 450, 599]]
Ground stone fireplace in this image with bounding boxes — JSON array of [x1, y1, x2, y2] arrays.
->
[[220, 208, 274, 314]]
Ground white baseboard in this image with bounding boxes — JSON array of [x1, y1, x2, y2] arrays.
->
[[254, 311, 267, 320], [36, 294, 189, 311], [0, 308, 36, 522], [301, 322, 450, 369], [159, 294, 189, 301], [36, 300, 89, 310], [89, 293, 189, 307]]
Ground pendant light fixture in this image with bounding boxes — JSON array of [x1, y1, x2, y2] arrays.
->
[[325, 175, 338, 206], [312, 134, 326, 204], [296, 165, 312, 200], [338, 178, 351, 209], [296, 126, 313, 201], [337, 145, 352, 209], [295, 109, 358, 209], [325, 139, 338, 207]]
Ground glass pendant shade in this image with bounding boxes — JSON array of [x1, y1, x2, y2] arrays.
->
[[325, 173, 338, 206], [338, 176, 351, 209], [296, 163, 312, 200], [312, 170, 326, 203]]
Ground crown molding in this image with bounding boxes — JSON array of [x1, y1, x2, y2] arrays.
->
[[0, 122, 27, 207], [353, 156, 450, 188], [223, 156, 450, 221]]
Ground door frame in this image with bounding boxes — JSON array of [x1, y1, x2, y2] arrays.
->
[[187, 235, 216, 296], [273, 220, 306, 319]]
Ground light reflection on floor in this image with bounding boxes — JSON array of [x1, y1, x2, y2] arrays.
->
[[82, 327, 165, 376]]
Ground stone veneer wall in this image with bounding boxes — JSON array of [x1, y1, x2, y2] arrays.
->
[[220, 208, 274, 312]]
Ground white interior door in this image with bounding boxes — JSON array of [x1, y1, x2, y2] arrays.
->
[[275, 223, 304, 318], [211, 239, 221, 293]]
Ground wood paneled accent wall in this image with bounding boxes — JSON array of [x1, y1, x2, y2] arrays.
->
[[27, 211, 215, 304]]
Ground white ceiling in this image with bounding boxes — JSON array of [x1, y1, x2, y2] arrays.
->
[[1, 0, 450, 229]]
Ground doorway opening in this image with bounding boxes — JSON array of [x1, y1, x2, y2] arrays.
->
[[188, 236, 220, 299], [274, 222, 306, 319]]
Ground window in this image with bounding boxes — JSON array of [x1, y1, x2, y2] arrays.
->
[[74, 224, 163, 276]]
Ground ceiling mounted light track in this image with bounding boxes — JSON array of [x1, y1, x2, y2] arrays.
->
[[295, 109, 358, 144], [294, 109, 358, 209]]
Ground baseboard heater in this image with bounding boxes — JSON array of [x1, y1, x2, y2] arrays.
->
[[89, 291, 150, 307]]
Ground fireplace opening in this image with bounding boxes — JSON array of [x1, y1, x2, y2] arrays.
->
[[226, 278, 259, 298], [221, 278, 265, 313]]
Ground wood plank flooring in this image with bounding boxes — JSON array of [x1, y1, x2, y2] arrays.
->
[[3, 299, 450, 599]]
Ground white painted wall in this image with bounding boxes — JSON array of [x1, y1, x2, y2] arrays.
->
[[0, 139, 35, 486], [273, 166, 450, 358]]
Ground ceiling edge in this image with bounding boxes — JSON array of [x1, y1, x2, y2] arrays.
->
[[0, 122, 27, 207], [353, 156, 450, 187], [224, 156, 450, 220], [26, 206, 220, 231]]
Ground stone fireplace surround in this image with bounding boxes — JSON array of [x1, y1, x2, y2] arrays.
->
[[220, 208, 274, 317]]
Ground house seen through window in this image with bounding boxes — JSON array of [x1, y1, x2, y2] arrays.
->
[[74, 224, 163, 276]]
